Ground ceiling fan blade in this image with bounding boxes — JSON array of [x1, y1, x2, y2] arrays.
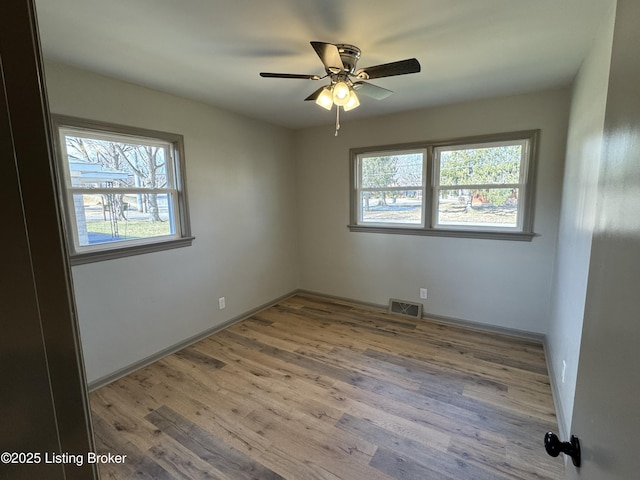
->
[[304, 86, 327, 101], [260, 72, 321, 80], [356, 58, 421, 79], [310, 41, 345, 73], [352, 81, 393, 100]]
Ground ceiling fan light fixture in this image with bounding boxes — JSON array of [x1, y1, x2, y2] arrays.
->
[[260, 42, 422, 133], [343, 90, 360, 111], [315, 87, 334, 110], [332, 81, 351, 106]]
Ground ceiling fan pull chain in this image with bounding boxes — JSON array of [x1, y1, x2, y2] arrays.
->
[[335, 106, 340, 136]]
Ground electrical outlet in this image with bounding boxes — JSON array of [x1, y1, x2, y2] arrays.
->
[[562, 360, 567, 383], [218, 297, 226, 310], [419, 288, 428, 299]]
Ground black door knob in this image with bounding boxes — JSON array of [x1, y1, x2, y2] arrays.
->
[[544, 431, 581, 467]]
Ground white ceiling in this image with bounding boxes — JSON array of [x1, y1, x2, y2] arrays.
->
[[35, 0, 613, 129]]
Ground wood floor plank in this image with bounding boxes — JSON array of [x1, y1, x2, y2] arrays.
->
[[174, 348, 227, 370], [146, 406, 284, 480], [340, 413, 510, 480], [255, 304, 552, 396], [151, 348, 388, 478], [91, 413, 175, 480], [370, 447, 457, 480], [90, 294, 564, 479], [217, 328, 539, 449]]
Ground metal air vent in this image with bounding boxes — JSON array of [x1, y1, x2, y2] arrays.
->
[[388, 298, 423, 318]]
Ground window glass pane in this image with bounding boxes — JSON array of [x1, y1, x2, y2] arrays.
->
[[436, 188, 519, 228], [360, 190, 422, 224], [438, 144, 522, 186], [63, 132, 169, 189], [361, 152, 423, 188], [72, 193, 175, 246]]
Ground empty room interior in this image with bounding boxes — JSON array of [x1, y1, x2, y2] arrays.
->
[[8, 0, 640, 478]]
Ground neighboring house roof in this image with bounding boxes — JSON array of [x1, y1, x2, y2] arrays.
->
[[68, 156, 130, 185]]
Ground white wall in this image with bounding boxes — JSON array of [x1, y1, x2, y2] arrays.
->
[[295, 89, 570, 334], [44, 62, 300, 384], [546, 6, 616, 438]]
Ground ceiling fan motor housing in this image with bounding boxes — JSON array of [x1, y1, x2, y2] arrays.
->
[[335, 44, 361, 74]]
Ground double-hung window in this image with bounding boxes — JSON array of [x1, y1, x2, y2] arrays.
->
[[350, 130, 538, 240], [52, 115, 193, 264], [356, 149, 427, 226]]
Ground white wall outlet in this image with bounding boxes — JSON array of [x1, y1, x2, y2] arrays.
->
[[218, 297, 226, 310], [562, 360, 567, 383], [419, 288, 428, 299]]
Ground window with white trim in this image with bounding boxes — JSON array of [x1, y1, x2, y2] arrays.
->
[[53, 115, 193, 264], [349, 130, 538, 240]]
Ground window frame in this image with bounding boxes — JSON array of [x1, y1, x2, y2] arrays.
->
[[355, 147, 428, 228], [51, 115, 194, 264], [349, 130, 539, 241]]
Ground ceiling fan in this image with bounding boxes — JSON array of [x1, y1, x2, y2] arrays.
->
[[260, 41, 421, 134]]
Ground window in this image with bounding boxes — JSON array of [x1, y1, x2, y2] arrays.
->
[[52, 115, 193, 264], [356, 149, 427, 226], [350, 130, 538, 240]]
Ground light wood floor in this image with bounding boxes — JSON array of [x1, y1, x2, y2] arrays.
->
[[90, 294, 564, 479]]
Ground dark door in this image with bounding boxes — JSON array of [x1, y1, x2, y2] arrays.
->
[[0, 1, 97, 479]]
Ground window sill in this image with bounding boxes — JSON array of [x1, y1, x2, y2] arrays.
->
[[347, 225, 535, 241], [69, 236, 195, 265]]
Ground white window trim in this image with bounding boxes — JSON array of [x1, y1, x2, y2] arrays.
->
[[51, 115, 194, 264], [349, 130, 539, 241]]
